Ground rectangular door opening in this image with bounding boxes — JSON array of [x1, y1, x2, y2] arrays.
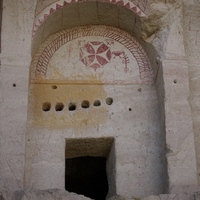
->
[[65, 137, 115, 200]]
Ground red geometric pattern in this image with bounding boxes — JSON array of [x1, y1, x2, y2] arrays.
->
[[80, 42, 111, 71], [32, 0, 150, 36]]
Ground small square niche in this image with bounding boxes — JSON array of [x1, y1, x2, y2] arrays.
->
[[65, 137, 115, 200]]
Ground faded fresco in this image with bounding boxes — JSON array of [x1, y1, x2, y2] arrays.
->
[[31, 26, 154, 84]]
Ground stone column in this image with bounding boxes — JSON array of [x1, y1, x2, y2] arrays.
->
[[162, 59, 198, 192], [160, 6, 199, 192]]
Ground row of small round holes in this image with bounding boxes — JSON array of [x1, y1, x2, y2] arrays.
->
[[42, 98, 113, 112]]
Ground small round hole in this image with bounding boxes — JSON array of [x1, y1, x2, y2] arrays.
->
[[81, 100, 90, 109], [106, 98, 113, 105], [138, 88, 142, 92], [129, 108, 132, 111], [69, 103, 76, 111], [13, 83, 16, 87], [52, 85, 57, 89], [42, 102, 51, 112], [93, 100, 101, 107], [55, 102, 64, 111], [173, 79, 177, 84]]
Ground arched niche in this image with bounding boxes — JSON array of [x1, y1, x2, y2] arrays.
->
[[33, 0, 150, 34], [26, 25, 164, 198], [31, 26, 154, 84], [31, 1, 151, 55]]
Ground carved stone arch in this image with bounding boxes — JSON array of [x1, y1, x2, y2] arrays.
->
[[33, 0, 150, 35], [31, 25, 154, 84]]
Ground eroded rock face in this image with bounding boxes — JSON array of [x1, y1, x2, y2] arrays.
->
[[0, 189, 92, 200], [108, 193, 200, 200], [108, 195, 132, 200], [1, 190, 200, 200], [1, 0, 200, 199]]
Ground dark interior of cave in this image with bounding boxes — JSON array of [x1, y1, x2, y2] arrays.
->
[[65, 156, 108, 200]]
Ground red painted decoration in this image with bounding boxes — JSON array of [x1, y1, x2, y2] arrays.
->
[[80, 41, 112, 71]]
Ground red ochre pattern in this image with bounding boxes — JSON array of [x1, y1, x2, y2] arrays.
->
[[31, 26, 154, 84], [33, 0, 150, 35], [80, 42, 112, 71]]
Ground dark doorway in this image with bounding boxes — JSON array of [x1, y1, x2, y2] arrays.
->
[[65, 156, 108, 200]]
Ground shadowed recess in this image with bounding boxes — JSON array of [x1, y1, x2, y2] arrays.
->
[[65, 156, 108, 200]]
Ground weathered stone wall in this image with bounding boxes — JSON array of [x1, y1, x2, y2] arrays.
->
[[25, 25, 164, 198], [148, 0, 199, 193], [1, 0, 200, 199], [184, 2, 200, 185], [0, 0, 35, 192], [2, 189, 200, 200], [163, 9, 198, 192]]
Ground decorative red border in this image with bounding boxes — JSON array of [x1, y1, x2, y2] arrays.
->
[[31, 26, 154, 84], [32, 0, 150, 36]]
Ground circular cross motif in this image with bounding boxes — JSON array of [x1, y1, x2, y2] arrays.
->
[[80, 41, 112, 71]]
